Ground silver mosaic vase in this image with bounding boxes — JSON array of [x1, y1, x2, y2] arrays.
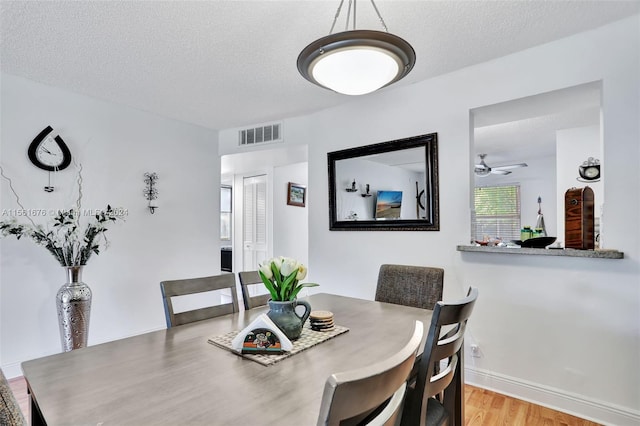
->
[[56, 266, 92, 352]]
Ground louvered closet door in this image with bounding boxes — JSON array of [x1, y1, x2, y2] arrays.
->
[[243, 175, 268, 271]]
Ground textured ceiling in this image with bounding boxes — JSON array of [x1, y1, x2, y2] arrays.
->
[[1, 1, 638, 131]]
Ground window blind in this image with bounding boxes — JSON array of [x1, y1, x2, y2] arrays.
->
[[474, 185, 521, 241]]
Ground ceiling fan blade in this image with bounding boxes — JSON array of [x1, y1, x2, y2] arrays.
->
[[491, 169, 511, 175], [492, 163, 528, 170]]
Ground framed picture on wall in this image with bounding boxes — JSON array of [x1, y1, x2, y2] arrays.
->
[[287, 182, 306, 207]]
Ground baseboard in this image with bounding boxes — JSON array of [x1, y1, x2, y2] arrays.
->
[[465, 366, 640, 426], [1, 362, 23, 379]]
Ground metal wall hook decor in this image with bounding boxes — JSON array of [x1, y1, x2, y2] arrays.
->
[[143, 172, 159, 214], [346, 179, 358, 192]]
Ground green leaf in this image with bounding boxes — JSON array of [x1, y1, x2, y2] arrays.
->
[[279, 271, 298, 300], [271, 262, 282, 285], [290, 282, 319, 299], [258, 270, 278, 300]]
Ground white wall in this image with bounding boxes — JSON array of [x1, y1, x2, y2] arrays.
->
[[273, 162, 308, 265], [0, 74, 220, 376], [220, 16, 640, 424], [556, 125, 603, 245]]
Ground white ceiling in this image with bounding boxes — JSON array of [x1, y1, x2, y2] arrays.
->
[[1, 1, 638, 132]]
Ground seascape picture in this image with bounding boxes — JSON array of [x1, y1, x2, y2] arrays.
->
[[375, 191, 402, 219]]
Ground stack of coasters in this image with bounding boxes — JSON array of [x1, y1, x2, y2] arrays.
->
[[309, 310, 335, 332]]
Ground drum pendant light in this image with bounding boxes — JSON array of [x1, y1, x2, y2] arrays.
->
[[297, 0, 415, 96]]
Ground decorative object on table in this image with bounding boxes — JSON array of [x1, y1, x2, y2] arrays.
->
[[211, 323, 349, 367], [297, 0, 415, 96], [258, 257, 319, 339], [231, 313, 292, 353], [143, 172, 159, 214], [0, 166, 125, 351], [57, 265, 92, 351], [267, 299, 312, 340], [577, 157, 601, 182], [242, 329, 282, 353], [535, 196, 548, 237], [310, 311, 335, 332], [564, 186, 595, 250], [286, 182, 306, 207], [28, 126, 73, 192]]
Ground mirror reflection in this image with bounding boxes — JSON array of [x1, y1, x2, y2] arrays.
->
[[471, 81, 602, 246], [335, 147, 427, 221], [328, 134, 439, 231]]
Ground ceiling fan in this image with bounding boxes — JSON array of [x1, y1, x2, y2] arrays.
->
[[474, 154, 527, 177]]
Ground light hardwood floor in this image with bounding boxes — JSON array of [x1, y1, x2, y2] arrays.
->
[[9, 376, 599, 425], [464, 385, 601, 426]]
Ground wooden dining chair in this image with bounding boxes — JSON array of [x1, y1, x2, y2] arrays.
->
[[401, 287, 478, 426], [375, 264, 444, 310], [0, 368, 26, 426], [160, 274, 239, 328], [317, 320, 424, 426], [238, 270, 271, 310]]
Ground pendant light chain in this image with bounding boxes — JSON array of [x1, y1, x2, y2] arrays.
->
[[351, 0, 356, 31], [329, 0, 389, 34], [370, 0, 389, 32], [344, 0, 353, 32], [329, 0, 345, 34]]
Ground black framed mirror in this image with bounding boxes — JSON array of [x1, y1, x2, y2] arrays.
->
[[328, 133, 439, 231]]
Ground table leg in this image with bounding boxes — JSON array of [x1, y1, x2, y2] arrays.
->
[[27, 381, 47, 426]]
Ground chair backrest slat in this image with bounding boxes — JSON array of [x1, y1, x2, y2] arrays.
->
[[405, 287, 478, 426], [239, 271, 271, 310], [317, 320, 424, 426], [160, 273, 238, 328]]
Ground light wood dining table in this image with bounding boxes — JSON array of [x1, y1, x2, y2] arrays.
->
[[22, 293, 463, 426]]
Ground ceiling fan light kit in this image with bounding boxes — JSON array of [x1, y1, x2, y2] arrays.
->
[[297, 0, 415, 96]]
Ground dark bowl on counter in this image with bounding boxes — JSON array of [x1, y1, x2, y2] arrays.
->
[[512, 236, 557, 248]]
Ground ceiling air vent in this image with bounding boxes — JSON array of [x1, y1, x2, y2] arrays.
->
[[239, 122, 282, 146]]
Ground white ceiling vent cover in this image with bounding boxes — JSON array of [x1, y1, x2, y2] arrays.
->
[[239, 122, 282, 146]]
